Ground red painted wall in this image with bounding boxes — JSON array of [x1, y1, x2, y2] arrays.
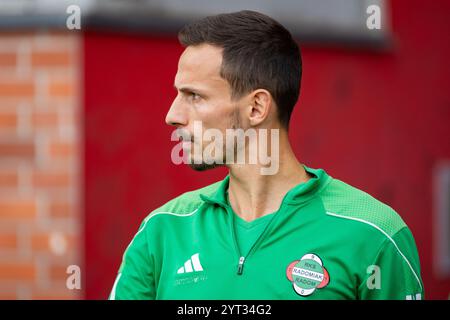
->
[[84, 1, 450, 299]]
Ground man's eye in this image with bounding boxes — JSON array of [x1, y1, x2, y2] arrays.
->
[[190, 93, 201, 101]]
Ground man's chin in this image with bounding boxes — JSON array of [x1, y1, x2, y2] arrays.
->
[[188, 162, 222, 171]]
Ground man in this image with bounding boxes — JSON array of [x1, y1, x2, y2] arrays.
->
[[109, 10, 424, 300]]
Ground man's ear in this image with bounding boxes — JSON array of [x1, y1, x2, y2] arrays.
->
[[248, 89, 273, 126]]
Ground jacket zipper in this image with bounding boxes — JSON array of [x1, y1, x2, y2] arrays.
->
[[228, 205, 281, 276], [237, 256, 245, 275]]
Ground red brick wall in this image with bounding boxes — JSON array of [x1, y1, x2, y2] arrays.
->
[[0, 31, 82, 299]]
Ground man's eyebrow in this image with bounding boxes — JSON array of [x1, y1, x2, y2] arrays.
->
[[174, 85, 204, 94]]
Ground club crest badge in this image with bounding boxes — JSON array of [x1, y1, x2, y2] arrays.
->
[[286, 253, 330, 296]]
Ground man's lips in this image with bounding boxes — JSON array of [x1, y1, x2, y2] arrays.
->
[[179, 136, 194, 142], [177, 133, 194, 148], [175, 130, 194, 142]]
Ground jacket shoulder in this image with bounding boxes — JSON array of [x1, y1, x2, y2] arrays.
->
[[320, 178, 407, 237], [142, 179, 223, 222]]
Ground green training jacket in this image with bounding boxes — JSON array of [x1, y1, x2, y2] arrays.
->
[[109, 166, 424, 300]]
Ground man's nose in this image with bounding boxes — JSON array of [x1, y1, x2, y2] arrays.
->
[[165, 96, 188, 127]]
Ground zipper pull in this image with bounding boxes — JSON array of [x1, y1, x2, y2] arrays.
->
[[237, 256, 245, 275]]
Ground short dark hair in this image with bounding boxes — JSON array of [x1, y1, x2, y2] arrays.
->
[[178, 10, 302, 128]]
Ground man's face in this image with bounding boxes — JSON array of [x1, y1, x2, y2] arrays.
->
[[166, 44, 246, 170]]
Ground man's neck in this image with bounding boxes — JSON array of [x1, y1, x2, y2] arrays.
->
[[227, 131, 311, 222]]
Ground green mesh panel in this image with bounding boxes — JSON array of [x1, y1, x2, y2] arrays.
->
[[321, 178, 406, 237]]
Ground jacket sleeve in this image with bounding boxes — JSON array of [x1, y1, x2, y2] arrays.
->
[[108, 219, 155, 300], [358, 227, 424, 300]]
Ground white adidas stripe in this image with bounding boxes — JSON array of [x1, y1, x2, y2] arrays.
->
[[191, 253, 204, 271], [184, 259, 193, 273], [325, 211, 423, 292], [109, 272, 122, 300]]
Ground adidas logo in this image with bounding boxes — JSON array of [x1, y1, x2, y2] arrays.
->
[[177, 253, 204, 274]]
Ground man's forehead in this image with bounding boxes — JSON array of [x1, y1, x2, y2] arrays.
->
[[175, 44, 224, 87]]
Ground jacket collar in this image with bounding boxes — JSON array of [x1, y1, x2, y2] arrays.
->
[[199, 165, 332, 207]]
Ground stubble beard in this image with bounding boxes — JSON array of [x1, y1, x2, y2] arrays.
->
[[188, 108, 241, 172]]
